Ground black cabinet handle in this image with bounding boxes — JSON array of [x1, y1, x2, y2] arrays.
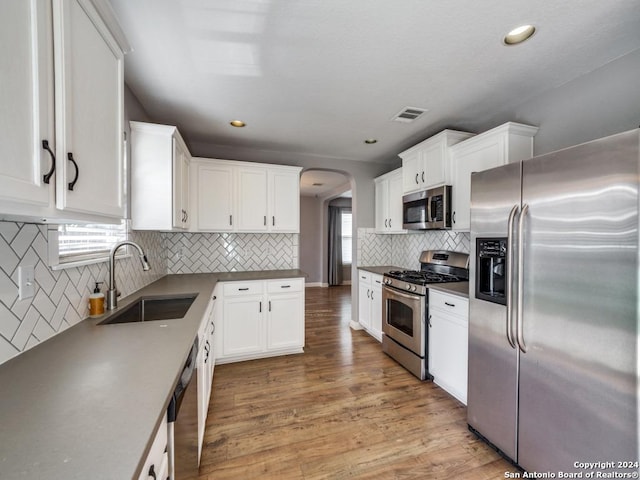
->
[[42, 140, 55, 184], [264, 215, 267, 226], [148, 464, 157, 480], [366, 289, 370, 298], [210, 320, 215, 334], [452, 211, 456, 224], [415, 173, 419, 184], [389, 219, 391, 228], [268, 300, 271, 312], [272, 216, 275, 226], [428, 314, 432, 327], [67, 152, 79, 191], [384, 219, 388, 228], [422, 171, 425, 182], [229, 215, 233, 225], [238, 287, 249, 291], [259, 301, 262, 313], [445, 302, 456, 307], [280, 285, 290, 289]]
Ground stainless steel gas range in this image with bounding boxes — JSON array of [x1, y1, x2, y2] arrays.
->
[[382, 250, 469, 380]]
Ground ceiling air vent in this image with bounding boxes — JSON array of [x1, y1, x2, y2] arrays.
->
[[392, 106, 428, 123]]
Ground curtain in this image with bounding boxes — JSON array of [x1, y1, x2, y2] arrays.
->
[[328, 205, 343, 286]]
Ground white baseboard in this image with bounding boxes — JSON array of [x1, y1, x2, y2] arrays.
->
[[305, 282, 324, 287], [349, 320, 363, 330], [342, 281, 352, 286]]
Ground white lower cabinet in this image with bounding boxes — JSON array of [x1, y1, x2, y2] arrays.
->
[[357, 270, 383, 341], [216, 278, 305, 363], [197, 290, 217, 464], [138, 414, 168, 480], [428, 290, 469, 404]]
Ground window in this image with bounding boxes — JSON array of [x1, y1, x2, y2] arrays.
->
[[341, 211, 352, 264], [50, 220, 128, 267]]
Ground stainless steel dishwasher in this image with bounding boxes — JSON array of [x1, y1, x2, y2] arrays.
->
[[167, 338, 199, 480]]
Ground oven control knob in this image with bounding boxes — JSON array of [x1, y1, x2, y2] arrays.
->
[[406, 284, 410, 289], [411, 285, 417, 292]]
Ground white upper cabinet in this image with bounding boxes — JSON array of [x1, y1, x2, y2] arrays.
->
[[0, 0, 128, 223], [268, 169, 300, 232], [400, 130, 475, 194], [130, 122, 191, 231], [450, 122, 538, 231], [194, 162, 234, 231], [190, 158, 301, 233], [0, 0, 53, 213], [53, 0, 125, 219], [374, 168, 406, 234], [236, 166, 268, 231]]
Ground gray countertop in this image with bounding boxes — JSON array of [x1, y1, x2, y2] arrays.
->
[[0, 270, 305, 480], [428, 281, 470, 299], [357, 265, 403, 275]]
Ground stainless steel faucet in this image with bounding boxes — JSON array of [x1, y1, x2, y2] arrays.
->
[[106, 241, 151, 310]]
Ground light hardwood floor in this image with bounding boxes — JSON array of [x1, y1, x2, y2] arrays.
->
[[198, 285, 517, 479]]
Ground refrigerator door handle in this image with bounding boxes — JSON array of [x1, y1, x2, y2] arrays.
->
[[506, 204, 519, 349], [516, 203, 529, 353]]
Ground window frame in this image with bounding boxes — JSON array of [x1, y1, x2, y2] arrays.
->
[[341, 210, 352, 265], [48, 220, 129, 270]]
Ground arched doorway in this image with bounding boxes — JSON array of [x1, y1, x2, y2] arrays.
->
[[299, 169, 355, 288]]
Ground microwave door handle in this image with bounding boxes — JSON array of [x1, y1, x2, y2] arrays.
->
[[426, 195, 432, 223], [506, 205, 519, 349]]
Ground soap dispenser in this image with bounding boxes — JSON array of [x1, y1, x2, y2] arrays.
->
[[89, 282, 105, 316]]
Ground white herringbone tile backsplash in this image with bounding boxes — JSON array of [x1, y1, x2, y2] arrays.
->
[[0, 222, 166, 365], [357, 228, 470, 270], [164, 232, 299, 273]]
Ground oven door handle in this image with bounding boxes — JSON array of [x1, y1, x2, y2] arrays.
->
[[383, 286, 422, 302]]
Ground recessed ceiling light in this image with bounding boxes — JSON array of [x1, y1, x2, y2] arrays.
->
[[230, 120, 246, 127], [364, 139, 377, 144], [503, 25, 536, 45]]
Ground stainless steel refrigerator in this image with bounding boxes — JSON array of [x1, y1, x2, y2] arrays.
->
[[468, 129, 639, 473]]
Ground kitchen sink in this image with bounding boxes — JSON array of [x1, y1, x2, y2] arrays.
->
[[99, 294, 198, 325]]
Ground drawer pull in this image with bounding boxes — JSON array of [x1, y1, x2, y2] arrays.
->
[[67, 152, 79, 191], [280, 285, 290, 288], [238, 288, 249, 291], [148, 464, 157, 480], [444, 302, 456, 307]]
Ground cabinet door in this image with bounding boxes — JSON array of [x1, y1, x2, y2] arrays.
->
[[387, 171, 405, 233], [422, 141, 446, 189], [196, 342, 208, 461], [53, 0, 125, 219], [266, 293, 304, 350], [401, 149, 423, 193], [236, 166, 267, 231], [268, 169, 299, 232], [172, 140, 189, 229], [370, 276, 383, 341], [451, 140, 504, 231], [358, 273, 371, 330], [374, 179, 389, 233], [0, 0, 53, 211], [196, 163, 234, 231], [222, 296, 264, 356], [429, 308, 469, 404]]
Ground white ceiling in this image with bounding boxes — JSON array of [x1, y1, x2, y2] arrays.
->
[[111, 0, 640, 166]]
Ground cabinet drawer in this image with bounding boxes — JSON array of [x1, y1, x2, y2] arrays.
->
[[429, 291, 469, 318], [266, 278, 303, 294], [358, 271, 371, 283], [223, 281, 264, 296]]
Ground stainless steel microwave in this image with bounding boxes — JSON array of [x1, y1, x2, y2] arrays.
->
[[402, 185, 452, 230]]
